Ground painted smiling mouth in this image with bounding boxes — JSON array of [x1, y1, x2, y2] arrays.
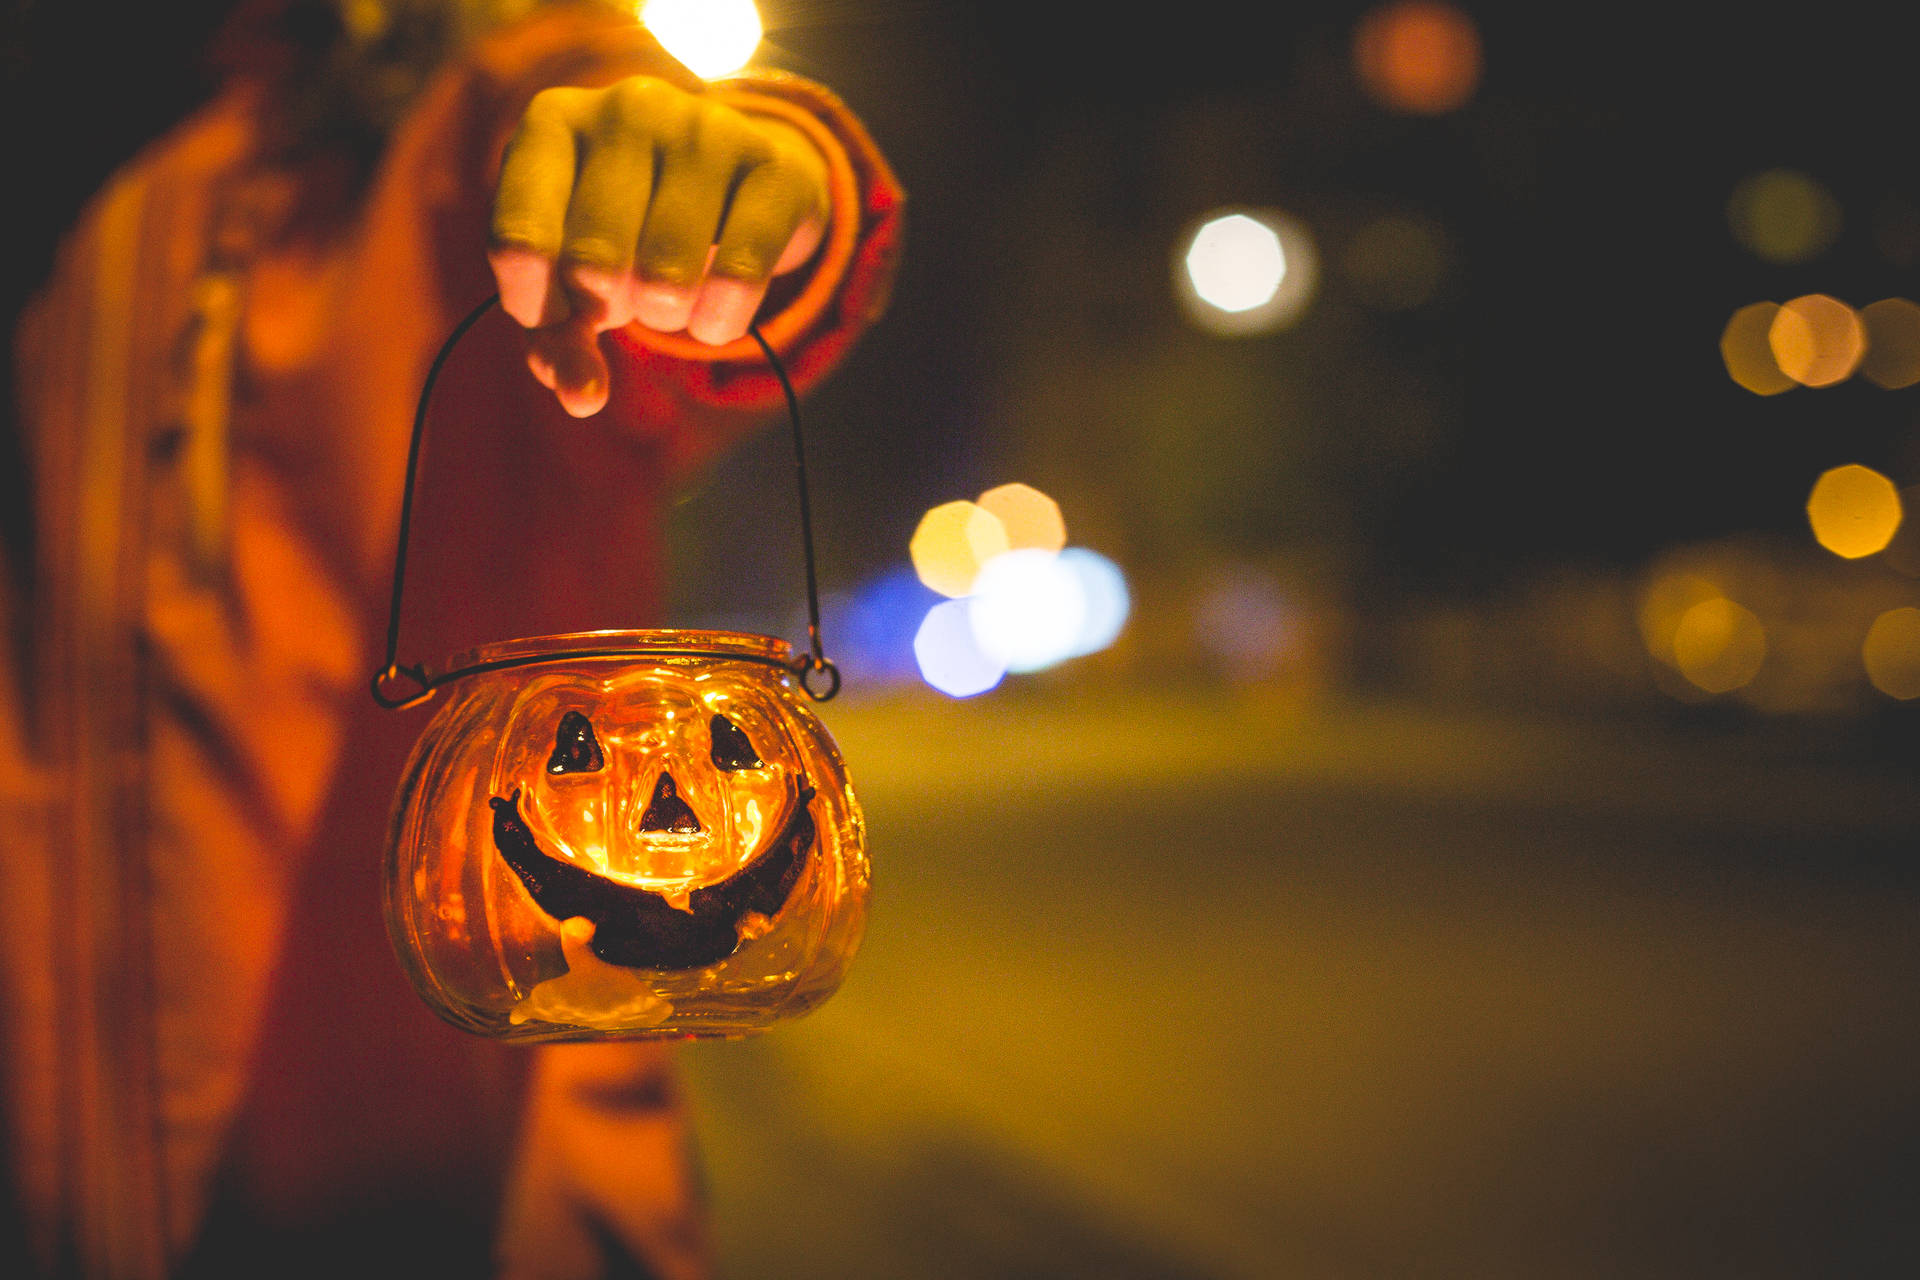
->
[[489, 782, 817, 971]]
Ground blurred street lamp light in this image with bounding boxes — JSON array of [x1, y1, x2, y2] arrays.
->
[[1806, 464, 1903, 559], [1176, 208, 1318, 336], [641, 0, 762, 79]]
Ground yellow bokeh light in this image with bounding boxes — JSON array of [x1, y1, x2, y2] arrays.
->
[[1354, 1, 1482, 115], [1726, 169, 1841, 265], [1672, 597, 1767, 694], [1720, 302, 1795, 396], [910, 501, 1009, 599], [1863, 607, 1920, 700], [1639, 571, 1724, 668], [1768, 294, 1865, 387], [977, 483, 1067, 554], [1858, 298, 1920, 390], [1806, 464, 1903, 559], [640, 0, 762, 79]]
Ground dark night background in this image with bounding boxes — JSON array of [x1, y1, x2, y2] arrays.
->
[[9, 2, 1920, 595], [5, 4, 1919, 1277]]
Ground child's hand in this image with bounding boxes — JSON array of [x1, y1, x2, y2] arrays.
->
[[489, 75, 828, 416]]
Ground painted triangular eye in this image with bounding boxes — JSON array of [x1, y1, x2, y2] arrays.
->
[[710, 713, 763, 771], [547, 711, 605, 774]]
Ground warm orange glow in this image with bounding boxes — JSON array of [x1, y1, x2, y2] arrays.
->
[[1726, 169, 1841, 265], [976, 483, 1067, 554], [1720, 302, 1795, 396], [1858, 298, 1920, 389], [1806, 464, 1903, 559], [1672, 597, 1767, 693], [1862, 607, 1920, 700], [1354, 2, 1482, 115], [1639, 572, 1725, 668], [1768, 294, 1865, 387], [910, 500, 1010, 598]]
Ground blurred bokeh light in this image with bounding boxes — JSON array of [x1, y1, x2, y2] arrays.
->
[[1343, 213, 1449, 312], [976, 482, 1067, 554], [1193, 565, 1304, 681], [1806, 464, 1903, 559], [1726, 169, 1842, 265], [834, 566, 943, 686], [968, 548, 1088, 673], [1862, 606, 1920, 700], [1720, 302, 1795, 396], [1768, 294, 1865, 387], [1184, 213, 1286, 313], [913, 598, 1004, 697], [1672, 596, 1768, 694], [910, 500, 1010, 598], [1353, 1, 1482, 115], [1057, 548, 1130, 658], [1857, 298, 1920, 389], [1639, 570, 1726, 670], [1176, 208, 1319, 335]]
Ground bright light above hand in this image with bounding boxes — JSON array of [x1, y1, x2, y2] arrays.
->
[[641, 0, 762, 79], [1185, 213, 1287, 313]]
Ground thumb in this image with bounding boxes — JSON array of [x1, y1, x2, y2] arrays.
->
[[525, 314, 611, 418]]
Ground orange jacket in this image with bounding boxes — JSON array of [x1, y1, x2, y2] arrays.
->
[[1, 5, 901, 1276]]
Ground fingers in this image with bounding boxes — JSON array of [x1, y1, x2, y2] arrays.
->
[[526, 314, 611, 418], [491, 76, 837, 413], [491, 89, 583, 327], [630, 104, 759, 335], [688, 155, 825, 344], [557, 79, 664, 329]]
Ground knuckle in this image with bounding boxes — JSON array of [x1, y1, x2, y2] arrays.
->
[[636, 230, 706, 285], [559, 235, 626, 270], [522, 86, 580, 128], [639, 252, 703, 288], [710, 244, 773, 281], [490, 223, 557, 255], [603, 74, 678, 131]]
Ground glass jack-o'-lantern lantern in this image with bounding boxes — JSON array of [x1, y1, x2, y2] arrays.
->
[[373, 299, 866, 1041]]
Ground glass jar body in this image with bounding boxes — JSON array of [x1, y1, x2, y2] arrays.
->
[[383, 631, 868, 1041]]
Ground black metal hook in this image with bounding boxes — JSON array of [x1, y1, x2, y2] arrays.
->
[[372, 295, 839, 707]]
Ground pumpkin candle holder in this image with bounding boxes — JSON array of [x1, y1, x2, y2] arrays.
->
[[372, 297, 867, 1042]]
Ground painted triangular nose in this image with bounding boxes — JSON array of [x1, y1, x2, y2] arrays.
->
[[639, 771, 702, 833]]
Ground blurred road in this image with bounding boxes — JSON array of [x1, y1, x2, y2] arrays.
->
[[681, 690, 1920, 1279]]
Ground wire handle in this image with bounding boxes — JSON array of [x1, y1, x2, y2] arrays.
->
[[371, 294, 838, 709]]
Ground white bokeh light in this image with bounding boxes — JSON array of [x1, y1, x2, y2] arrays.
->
[[1059, 549, 1129, 657], [641, 0, 762, 79], [968, 550, 1087, 673], [1186, 213, 1286, 313], [1175, 208, 1318, 336], [914, 599, 1005, 697]]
